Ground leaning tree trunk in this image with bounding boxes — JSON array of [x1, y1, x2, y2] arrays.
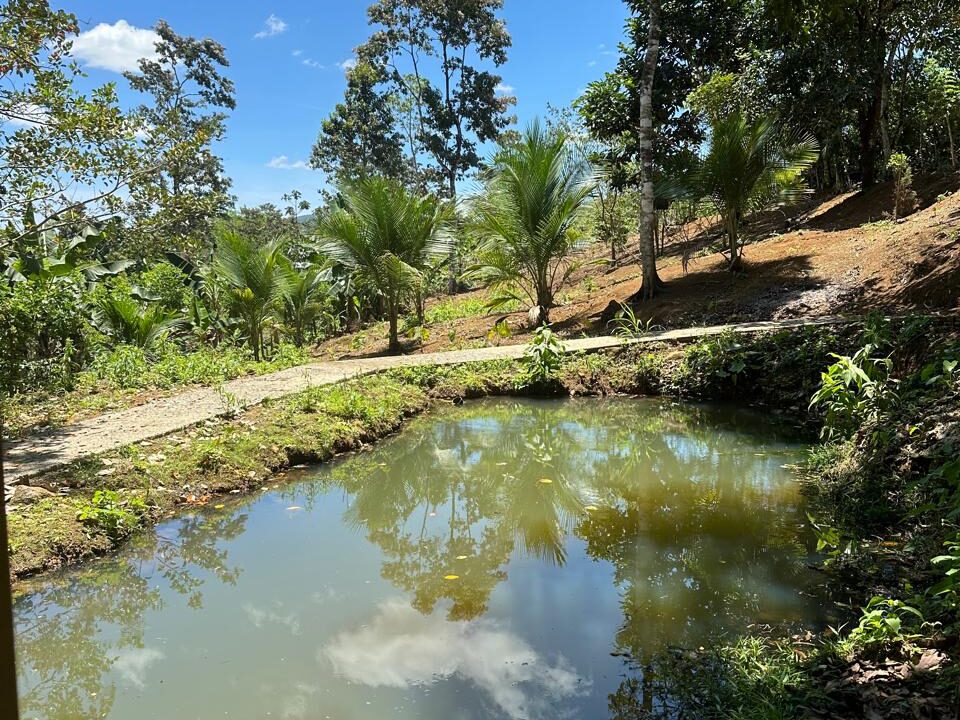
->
[[634, 0, 663, 300]]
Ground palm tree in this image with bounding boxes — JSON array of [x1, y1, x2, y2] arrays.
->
[[212, 229, 289, 360], [465, 121, 596, 326], [694, 112, 819, 270], [92, 296, 183, 349], [315, 177, 453, 352], [280, 263, 329, 347]]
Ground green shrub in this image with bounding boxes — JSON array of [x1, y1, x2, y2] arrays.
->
[[517, 325, 564, 389], [76, 490, 147, 540], [136, 261, 191, 312], [0, 277, 89, 393], [809, 344, 897, 440]]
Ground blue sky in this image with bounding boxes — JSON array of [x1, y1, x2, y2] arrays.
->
[[60, 1, 630, 209]]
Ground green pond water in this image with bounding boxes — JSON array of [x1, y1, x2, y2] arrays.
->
[[13, 397, 829, 720]]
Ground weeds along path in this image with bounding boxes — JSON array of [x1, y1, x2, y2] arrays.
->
[[3, 316, 847, 487]]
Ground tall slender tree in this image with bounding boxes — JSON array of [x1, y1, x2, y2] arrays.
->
[[124, 20, 236, 258]]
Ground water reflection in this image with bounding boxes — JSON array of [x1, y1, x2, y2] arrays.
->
[[324, 598, 588, 719], [14, 511, 245, 719], [15, 397, 825, 720]]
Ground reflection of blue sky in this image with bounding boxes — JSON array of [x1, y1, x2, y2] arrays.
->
[[323, 598, 589, 720]]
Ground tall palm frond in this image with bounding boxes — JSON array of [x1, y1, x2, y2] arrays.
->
[[694, 112, 819, 270], [465, 120, 597, 325], [315, 177, 453, 351], [280, 262, 330, 347]]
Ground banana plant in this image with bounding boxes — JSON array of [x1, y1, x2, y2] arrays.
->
[[2, 206, 133, 286]]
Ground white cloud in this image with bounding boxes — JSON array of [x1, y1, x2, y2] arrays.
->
[[323, 599, 587, 720], [587, 60, 597, 67], [336, 57, 357, 72], [292, 49, 303, 56], [3, 103, 50, 128], [302, 58, 325, 69], [71, 20, 159, 74], [267, 155, 310, 170], [495, 83, 514, 95], [254, 14, 288, 39]]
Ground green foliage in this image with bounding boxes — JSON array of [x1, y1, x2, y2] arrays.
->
[[678, 330, 753, 393], [809, 345, 897, 440], [123, 20, 235, 255], [354, 0, 514, 195], [930, 534, 960, 609], [1, 3, 150, 244], [424, 296, 518, 324], [88, 341, 308, 390], [848, 597, 924, 648], [213, 230, 289, 360], [136, 261, 190, 312], [518, 325, 564, 388], [76, 490, 146, 540], [315, 176, 453, 351], [692, 112, 819, 269], [886, 152, 918, 221], [465, 121, 596, 322], [608, 302, 664, 339], [92, 295, 183, 349], [0, 276, 88, 393]]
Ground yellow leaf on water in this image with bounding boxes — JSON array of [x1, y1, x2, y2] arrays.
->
[[455, 555, 469, 560], [444, 575, 460, 581], [584, 505, 599, 511], [286, 506, 302, 511], [214, 504, 225, 509], [538, 478, 553, 484]]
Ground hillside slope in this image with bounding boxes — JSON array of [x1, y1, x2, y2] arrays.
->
[[318, 175, 960, 359]]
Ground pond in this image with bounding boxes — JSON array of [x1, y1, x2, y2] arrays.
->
[[14, 396, 829, 720]]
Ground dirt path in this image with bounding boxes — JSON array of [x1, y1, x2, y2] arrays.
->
[[3, 316, 847, 486]]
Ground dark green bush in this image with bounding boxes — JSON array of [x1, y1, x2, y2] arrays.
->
[[0, 277, 89, 394]]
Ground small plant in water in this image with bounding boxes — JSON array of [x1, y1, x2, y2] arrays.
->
[[518, 325, 564, 388]]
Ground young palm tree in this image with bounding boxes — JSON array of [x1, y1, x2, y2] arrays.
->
[[695, 112, 819, 270], [280, 263, 329, 347], [315, 177, 453, 352], [466, 121, 596, 326], [212, 229, 289, 360], [93, 295, 183, 349]]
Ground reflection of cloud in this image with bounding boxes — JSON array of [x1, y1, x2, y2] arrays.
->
[[323, 599, 587, 719], [113, 647, 164, 688], [242, 602, 302, 635], [281, 681, 318, 719]]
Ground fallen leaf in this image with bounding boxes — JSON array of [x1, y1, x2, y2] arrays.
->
[[214, 504, 225, 509], [455, 555, 468, 560], [538, 478, 553, 484], [444, 575, 460, 581], [584, 505, 599, 511], [286, 506, 302, 511]]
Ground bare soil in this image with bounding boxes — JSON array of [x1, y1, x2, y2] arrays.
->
[[318, 173, 960, 359]]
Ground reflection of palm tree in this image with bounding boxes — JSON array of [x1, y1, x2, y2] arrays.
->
[[325, 400, 598, 619], [14, 511, 246, 718]]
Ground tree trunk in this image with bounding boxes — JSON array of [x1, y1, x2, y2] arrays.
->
[[635, 0, 662, 300], [446, 172, 459, 295], [388, 298, 400, 352]]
